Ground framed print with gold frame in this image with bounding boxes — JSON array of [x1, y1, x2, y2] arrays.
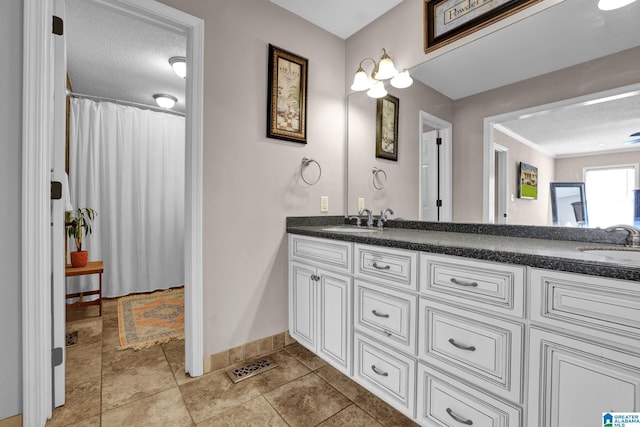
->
[[376, 95, 399, 161], [267, 44, 308, 143]]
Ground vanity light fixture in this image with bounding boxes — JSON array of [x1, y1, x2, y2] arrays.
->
[[153, 93, 178, 109], [169, 56, 186, 79], [351, 48, 413, 98], [598, 0, 638, 10]]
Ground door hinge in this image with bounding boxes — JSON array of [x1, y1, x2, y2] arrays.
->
[[436, 199, 443, 207], [52, 347, 63, 367], [436, 137, 442, 146], [51, 181, 62, 200], [52, 15, 63, 36]]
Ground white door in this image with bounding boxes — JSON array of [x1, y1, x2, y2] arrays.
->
[[51, 0, 67, 407], [317, 269, 352, 375], [420, 130, 439, 221]]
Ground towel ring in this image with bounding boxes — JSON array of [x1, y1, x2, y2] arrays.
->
[[372, 167, 387, 190], [301, 156, 321, 185]]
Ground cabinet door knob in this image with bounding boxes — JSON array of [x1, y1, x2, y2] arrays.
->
[[371, 365, 389, 377], [372, 261, 391, 270], [446, 408, 473, 425], [450, 278, 478, 287], [448, 338, 476, 351], [371, 309, 390, 318]]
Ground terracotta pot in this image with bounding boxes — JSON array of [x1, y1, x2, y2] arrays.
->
[[70, 251, 88, 268]]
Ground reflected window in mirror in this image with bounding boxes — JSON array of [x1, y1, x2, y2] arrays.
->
[[550, 183, 588, 227], [584, 165, 638, 228]]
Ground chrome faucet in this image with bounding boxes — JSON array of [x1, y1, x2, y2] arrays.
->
[[347, 215, 362, 227], [378, 208, 394, 230], [606, 224, 640, 247], [359, 208, 374, 228]]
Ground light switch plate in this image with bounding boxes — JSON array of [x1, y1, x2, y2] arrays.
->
[[320, 196, 329, 212]]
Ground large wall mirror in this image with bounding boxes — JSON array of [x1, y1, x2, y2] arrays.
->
[[346, 0, 640, 227]]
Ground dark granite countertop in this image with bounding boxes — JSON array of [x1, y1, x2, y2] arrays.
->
[[286, 217, 640, 281]]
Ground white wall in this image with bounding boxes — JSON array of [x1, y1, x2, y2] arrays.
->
[[159, 0, 346, 355], [0, 0, 23, 420]]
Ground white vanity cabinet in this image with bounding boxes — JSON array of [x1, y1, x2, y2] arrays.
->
[[288, 235, 353, 375], [527, 269, 640, 427]]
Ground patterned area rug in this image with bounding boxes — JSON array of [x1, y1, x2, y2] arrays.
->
[[118, 287, 184, 350]]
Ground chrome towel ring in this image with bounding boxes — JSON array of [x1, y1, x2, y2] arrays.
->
[[372, 167, 387, 190], [301, 156, 321, 185]]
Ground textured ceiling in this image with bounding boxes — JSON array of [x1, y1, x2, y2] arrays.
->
[[65, 0, 186, 113]]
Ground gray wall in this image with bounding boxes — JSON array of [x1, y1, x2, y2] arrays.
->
[[159, 0, 347, 355], [0, 0, 23, 420]]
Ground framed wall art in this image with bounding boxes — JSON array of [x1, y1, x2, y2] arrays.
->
[[376, 94, 399, 161], [519, 161, 538, 199], [424, 0, 542, 53], [267, 44, 308, 143]]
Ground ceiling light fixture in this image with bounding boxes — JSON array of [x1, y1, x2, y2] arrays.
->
[[625, 131, 640, 145], [597, 0, 638, 10], [351, 48, 413, 98], [153, 94, 178, 109], [169, 56, 187, 79]]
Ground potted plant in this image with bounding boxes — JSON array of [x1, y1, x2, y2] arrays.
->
[[65, 207, 97, 268]]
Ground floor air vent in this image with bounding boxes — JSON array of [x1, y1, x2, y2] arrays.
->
[[225, 358, 278, 383], [66, 331, 78, 347]]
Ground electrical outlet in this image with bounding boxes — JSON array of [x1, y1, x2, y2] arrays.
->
[[358, 197, 365, 211], [320, 196, 329, 213]]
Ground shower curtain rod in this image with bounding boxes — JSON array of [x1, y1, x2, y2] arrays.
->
[[67, 91, 186, 117]]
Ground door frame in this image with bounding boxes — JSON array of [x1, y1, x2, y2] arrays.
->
[[419, 111, 452, 222], [22, 1, 204, 424]]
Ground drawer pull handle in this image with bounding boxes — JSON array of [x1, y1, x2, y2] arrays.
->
[[383, 329, 392, 337], [371, 365, 389, 377], [446, 408, 473, 425], [450, 278, 478, 287], [372, 309, 390, 318], [372, 261, 391, 270], [448, 338, 476, 352]]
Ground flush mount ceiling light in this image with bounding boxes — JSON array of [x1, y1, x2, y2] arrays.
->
[[169, 56, 186, 79], [153, 94, 178, 109], [598, 0, 638, 10], [351, 48, 413, 98]]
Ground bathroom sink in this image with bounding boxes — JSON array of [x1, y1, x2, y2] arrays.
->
[[579, 247, 640, 262], [321, 226, 379, 233]]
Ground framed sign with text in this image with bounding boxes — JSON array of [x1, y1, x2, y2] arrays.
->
[[424, 0, 542, 52]]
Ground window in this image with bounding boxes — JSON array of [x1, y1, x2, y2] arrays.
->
[[584, 165, 638, 228]]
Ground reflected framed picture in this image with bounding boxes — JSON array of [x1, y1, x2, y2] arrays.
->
[[376, 94, 399, 161], [267, 44, 308, 144], [424, 0, 542, 53], [519, 162, 538, 199]]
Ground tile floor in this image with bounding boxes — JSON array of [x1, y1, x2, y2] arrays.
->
[[47, 298, 418, 426]]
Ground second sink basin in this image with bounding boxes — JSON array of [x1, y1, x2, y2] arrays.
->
[[580, 247, 640, 262]]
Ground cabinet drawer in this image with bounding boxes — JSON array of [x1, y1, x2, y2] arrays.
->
[[418, 299, 524, 402], [354, 279, 417, 355], [289, 234, 352, 273], [417, 363, 522, 427], [354, 332, 416, 419], [420, 253, 525, 318], [355, 244, 417, 291], [530, 269, 640, 350]]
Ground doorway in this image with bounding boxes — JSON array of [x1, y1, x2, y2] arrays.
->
[[22, 0, 204, 424]]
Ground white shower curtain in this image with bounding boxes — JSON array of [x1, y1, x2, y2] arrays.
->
[[68, 98, 185, 298]]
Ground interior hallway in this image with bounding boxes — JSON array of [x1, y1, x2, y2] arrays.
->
[[47, 298, 417, 426]]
